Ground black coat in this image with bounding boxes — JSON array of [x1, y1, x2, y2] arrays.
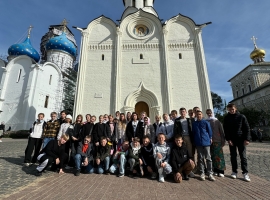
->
[[96, 144, 110, 161], [73, 123, 83, 141], [170, 144, 190, 174], [76, 141, 94, 161], [81, 122, 95, 141], [139, 143, 155, 167], [223, 112, 251, 142], [41, 140, 66, 160], [93, 123, 110, 143], [174, 117, 193, 143], [106, 122, 117, 142], [126, 121, 144, 142]]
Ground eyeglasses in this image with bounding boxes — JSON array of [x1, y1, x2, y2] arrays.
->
[[84, 140, 90, 143]]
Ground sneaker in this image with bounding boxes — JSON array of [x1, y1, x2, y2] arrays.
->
[[129, 173, 134, 178], [0, 140, 2, 142], [159, 176, 165, 183], [151, 172, 157, 180], [35, 170, 42, 176], [189, 171, 195, 178], [231, 172, 237, 179], [133, 173, 138, 179], [139, 165, 144, 176], [218, 173, 225, 178], [24, 163, 31, 167], [200, 174, 205, 181], [209, 174, 216, 181], [75, 170, 80, 176], [65, 166, 73, 170], [105, 170, 110, 175], [183, 173, 190, 181], [213, 172, 218, 176], [243, 173, 251, 182], [118, 173, 124, 178]]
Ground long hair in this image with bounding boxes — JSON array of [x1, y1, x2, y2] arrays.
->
[[76, 114, 83, 125]]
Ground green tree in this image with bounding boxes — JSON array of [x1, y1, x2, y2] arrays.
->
[[238, 107, 263, 128], [211, 91, 224, 114], [62, 68, 77, 115]]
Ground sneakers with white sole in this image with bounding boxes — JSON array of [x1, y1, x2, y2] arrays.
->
[[159, 176, 165, 183], [218, 173, 225, 177], [243, 173, 251, 182], [200, 174, 205, 181], [213, 172, 218, 176], [24, 163, 31, 167], [231, 172, 237, 179], [209, 174, 216, 181], [151, 172, 157, 180], [189, 171, 195, 178]]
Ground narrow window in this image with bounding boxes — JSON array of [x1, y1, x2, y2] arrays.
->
[[16, 69, 22, 83], [133, 0, 136, 7], [140, 54, 143, 59], [242, 88, 245, 95], [102, 54, 104, 60], [49, 75, 52, 85], [179, 53, 182, 59], [236, 91, 239, 97], [144, 0, 146, 7], [248, 85, 251, 92], [44, 96, 49, 108]]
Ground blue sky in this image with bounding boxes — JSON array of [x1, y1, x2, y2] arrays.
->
[[0, 0, 269, 103]]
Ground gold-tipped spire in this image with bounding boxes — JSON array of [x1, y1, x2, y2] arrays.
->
[[250, 36, 266, 63], [251, 36, 258, 48], [28, 25, 33, 38], [61, 19, 69, 33]]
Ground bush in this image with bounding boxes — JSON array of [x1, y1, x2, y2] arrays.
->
[[3, 130, 30, 139]]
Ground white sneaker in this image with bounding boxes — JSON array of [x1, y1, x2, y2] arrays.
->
[[200, 174, 205, 181], [213, 172, 218, 176], [218, 173, 225, 177], [0, 140, 2, 142], [189, 171, 195, 178], [209, 174, 216, 181], [24, 163, 31, 167], [231, 172, 237, 179], [159, 176, 165, 183], [243, 173, 251, 182]]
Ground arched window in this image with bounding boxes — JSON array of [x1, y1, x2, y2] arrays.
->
[[179, 53, 182, 59], [102, 54, 104, 60], [16, 69, 22, 83], [140, 54, 143, 59]]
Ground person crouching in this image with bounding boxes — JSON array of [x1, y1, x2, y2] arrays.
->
[[35, 133, 69, 176]]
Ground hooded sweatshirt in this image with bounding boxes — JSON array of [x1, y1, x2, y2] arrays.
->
[[153, 142, 170, 163]]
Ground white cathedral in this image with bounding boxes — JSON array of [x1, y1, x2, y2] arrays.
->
[[0, 22, 77, 130], [74, 0, 213, 122]]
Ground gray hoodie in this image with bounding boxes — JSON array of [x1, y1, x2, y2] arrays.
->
[[153, 142, 171, 163]]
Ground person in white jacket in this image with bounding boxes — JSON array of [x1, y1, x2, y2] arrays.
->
[[160, 113, 174, 145], [24, 113, 46, 166]]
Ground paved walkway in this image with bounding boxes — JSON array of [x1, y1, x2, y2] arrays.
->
[[0, 138, 269, 200]]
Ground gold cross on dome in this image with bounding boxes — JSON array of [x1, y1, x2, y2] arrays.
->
[[61, 19, 69, 33], [28, 25, 33, 38], [251, 36, 258, 48]]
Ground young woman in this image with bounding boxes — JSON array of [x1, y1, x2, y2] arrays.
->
[[126, 112, 143, 143], [126, 112, 132, 123], [116, 113, 127, 147]]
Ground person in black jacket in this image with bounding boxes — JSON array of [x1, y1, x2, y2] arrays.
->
[[0, 121, 5, 142], [35, 133, 69, 176], [106, 115, 117, 151], [139, 135, 156, 179], [81, 115, 96, 141], [74, 135, 95, 176], [126, 112, 144, 143], [171, 135, 195, 183], [93, 115, 110, 146], [223, 103, 251, 182], [95, 137, 111, 174]]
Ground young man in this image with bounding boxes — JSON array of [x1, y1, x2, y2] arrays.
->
[[171, 135, 195, 183], [140, 135, 156, 179], [74, 135, 95, 176], [24, 113, 46, 166], [188, 109, 194, 120], [81, 115, 96, 141], [95, 137, 110, 174], [170, 110, 178, 122], [128, 137, 142, 179], [154, 133, 172, 183], [160, 113, 174, 144], [223, 103, 251, 182], [93, 115, 110, 146], [42, 112, 60, 148], [174, 107, 195, 177], [58, 110, 67, 125], [192, 110, 215, 181], [140, 111, 147, 122], [153, 115, 162, 139], [35, 133, 69, 176], [109, 140, 130, 177], [142, 117, 155, 143]]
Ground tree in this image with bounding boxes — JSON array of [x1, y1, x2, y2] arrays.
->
[[211, 91, 224, 114], [239, 107, 270, 128], [62, 68, 77, 116]]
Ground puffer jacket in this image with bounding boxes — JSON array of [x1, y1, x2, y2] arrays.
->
[[223, 112, 251, 142], [192, 120, 212, 147], [153, 142, 170, 163]]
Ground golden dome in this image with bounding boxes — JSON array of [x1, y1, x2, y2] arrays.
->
[[250, 48, 266, 59]]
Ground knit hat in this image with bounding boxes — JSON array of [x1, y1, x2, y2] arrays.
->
[[66, 114, 72, 120]]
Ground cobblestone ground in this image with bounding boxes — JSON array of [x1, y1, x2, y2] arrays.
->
[[0, 138, 269, 200]]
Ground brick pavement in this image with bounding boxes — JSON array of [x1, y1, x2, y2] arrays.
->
[[0, 139, 270, 200]]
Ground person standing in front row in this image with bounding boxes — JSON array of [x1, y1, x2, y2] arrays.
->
[[24, 113, 46, 166], [192, 110, 215, 181], [160, 113, 174, 146], [93, 115, 110, 147], [223, 103, 251, 182], [126, 112, 143, 143]]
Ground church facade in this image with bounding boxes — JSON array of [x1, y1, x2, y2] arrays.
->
[[74, 0, 213, 121], [0, 23, 77, 130]]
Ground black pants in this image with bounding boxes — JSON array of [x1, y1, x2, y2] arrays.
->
[[229, 140, 248, 174], [37, 153, 68, 172], [24, 137, 43, 163]]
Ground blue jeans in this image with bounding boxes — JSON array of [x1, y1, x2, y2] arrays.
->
[[74, 154, 94, 174], [109, 154, 126, 174], [42, 138, 54, 149], [97, 156, 110, 174]]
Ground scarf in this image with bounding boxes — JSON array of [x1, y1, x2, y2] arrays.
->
[[82, 144, 89, 153]]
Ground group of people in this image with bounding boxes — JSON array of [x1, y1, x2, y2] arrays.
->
[[24, 103, 252, 183]]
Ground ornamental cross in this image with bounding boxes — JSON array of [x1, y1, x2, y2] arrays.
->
[[251, 36, 258, 48], [61, 19, 69, 33], [28, 25, 33, 38]]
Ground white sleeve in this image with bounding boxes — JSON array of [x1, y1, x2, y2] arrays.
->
[[57, 124, 63, 140]]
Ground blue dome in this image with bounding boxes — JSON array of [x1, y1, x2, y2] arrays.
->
[[8, 37, 40, 62], [46, 32, 76, 57]]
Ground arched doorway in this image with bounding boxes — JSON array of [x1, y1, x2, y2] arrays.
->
[[135, 101, 149, 117]]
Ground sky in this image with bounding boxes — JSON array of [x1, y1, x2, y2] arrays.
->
[[0, 0, 269, 103]]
